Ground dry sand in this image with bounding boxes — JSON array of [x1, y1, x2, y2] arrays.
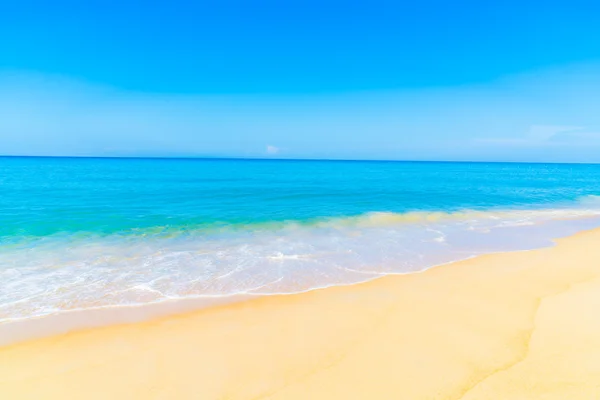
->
[[2, 229, 600, 399]]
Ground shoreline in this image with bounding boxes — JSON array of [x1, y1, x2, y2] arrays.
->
[[2, 228, 600, 398], [1, 214, 600, 349], [2, 210, 600, 341], [2, 215, 599, 348]]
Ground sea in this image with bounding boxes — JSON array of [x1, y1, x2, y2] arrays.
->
[[2, 157, 600, 340]]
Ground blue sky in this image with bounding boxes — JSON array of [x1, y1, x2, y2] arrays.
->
[[1, 1, 599, 161]]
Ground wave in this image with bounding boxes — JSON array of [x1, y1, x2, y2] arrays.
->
[[2, 199, 600, 342], [575, 194, 600, 206]]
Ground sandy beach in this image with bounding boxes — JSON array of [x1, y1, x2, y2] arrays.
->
[[2, 228, 600, 399]]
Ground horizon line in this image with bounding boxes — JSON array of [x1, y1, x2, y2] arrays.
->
[[1, 154, 599, 166]]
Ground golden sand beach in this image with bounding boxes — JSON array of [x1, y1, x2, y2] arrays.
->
[[2, 228, 600, 399]]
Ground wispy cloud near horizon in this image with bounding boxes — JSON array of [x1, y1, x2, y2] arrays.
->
[[475, 125, 600, 146], [266, 145, 280, 155], [2, 63, 600, 162]]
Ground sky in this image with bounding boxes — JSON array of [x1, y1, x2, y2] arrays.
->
[[1, 0, 599, 162]]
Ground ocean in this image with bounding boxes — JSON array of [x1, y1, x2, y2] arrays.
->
[[2, 157, 600, 330]]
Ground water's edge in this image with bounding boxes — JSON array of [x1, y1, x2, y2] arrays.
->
[[2, 216, 599, 348]]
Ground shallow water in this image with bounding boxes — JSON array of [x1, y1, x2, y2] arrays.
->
[[2, 157, 600, 325]]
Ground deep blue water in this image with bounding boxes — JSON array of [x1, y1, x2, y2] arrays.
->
[[2, 157, 600, 238]]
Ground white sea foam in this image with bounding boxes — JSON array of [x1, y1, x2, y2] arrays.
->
[[1, 206, 600, 345]]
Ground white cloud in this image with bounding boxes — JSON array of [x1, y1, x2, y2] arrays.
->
[[266, 145, 280, 154], [526, 125, 584, 141], [475, 125, 597, 147]]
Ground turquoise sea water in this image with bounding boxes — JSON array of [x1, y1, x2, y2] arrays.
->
[[2, 157, 600, 325]]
